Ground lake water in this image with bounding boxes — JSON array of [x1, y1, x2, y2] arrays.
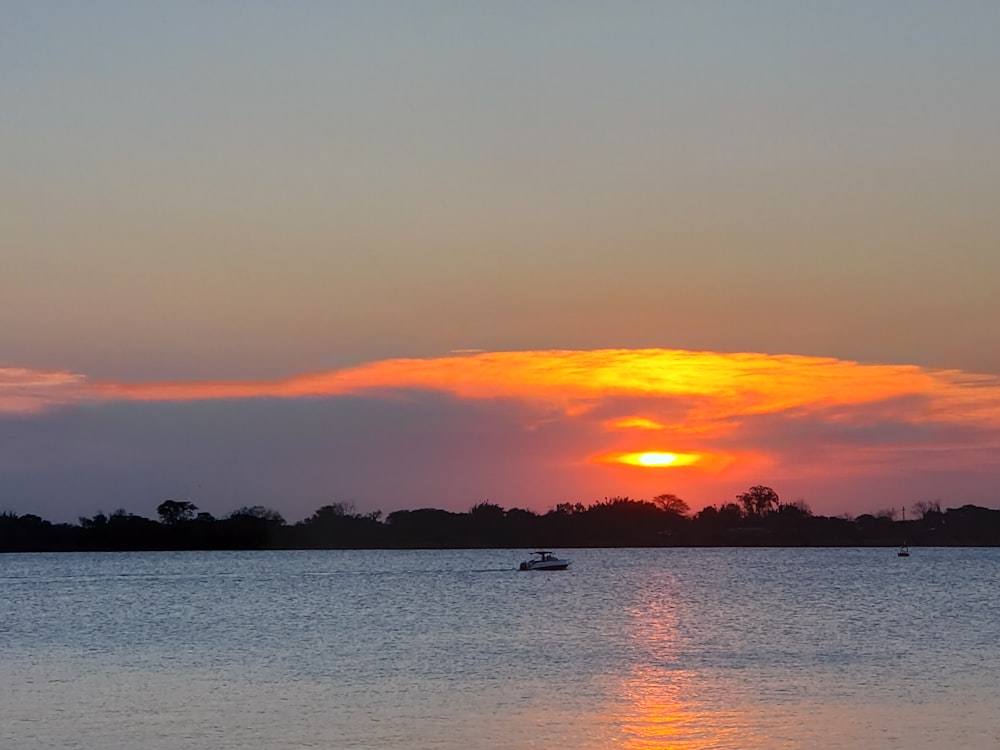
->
[[1, 548, 998, 749]]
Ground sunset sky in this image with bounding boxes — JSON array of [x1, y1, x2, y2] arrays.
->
[[4, 2, 1000, 522]]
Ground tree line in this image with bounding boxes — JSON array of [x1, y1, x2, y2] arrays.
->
[[2, 486, 999, 552]]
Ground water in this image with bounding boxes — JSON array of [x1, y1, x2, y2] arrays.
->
[[1, 548, 998, 749]]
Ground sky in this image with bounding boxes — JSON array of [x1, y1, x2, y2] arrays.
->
[[3, 2, 1000, 523]]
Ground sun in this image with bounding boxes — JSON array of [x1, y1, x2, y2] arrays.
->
[[635, 452, 679, 466], [595, 451, 704, 468]]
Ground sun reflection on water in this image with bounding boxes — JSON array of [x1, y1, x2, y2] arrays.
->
[[616, 664, 755, 749], [608, 579, 763, 750]]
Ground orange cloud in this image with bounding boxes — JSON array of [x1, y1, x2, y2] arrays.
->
[[7, 349, 1000, 517], [86, 348, 948, 414], [6, 349, 1000, 481], [606, 417, 668, 431], [0, 368, 89, 414], [7, 349, 1000, 429], [6, 347, 1000, 511]]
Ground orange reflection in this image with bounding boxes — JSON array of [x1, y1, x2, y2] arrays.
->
[[616, 666, 741, 749], [609, 577, 761, 749]]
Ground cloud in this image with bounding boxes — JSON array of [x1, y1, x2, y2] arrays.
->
[[0, 368, 89, 414], [9, 348, 1000, 449], [605, 417, 669, 431], [54, 348, 974, 411], [5, 349, 1000, 518]]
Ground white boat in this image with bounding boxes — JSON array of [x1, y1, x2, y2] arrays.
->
[[519, 550, 570, 571]]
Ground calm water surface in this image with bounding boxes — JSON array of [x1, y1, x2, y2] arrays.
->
[[2, 548, 998, 749]]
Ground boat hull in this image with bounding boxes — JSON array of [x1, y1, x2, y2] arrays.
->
[[519, 560, 570, 571]]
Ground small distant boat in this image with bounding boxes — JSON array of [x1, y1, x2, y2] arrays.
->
[[898, 507, 910, 557], [519, 550, 570, 571]]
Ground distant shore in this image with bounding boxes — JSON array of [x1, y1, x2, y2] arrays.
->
[[3, 494, 998, 552]]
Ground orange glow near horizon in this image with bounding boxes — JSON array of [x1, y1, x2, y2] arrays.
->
[[5, 348, 1000, 490]]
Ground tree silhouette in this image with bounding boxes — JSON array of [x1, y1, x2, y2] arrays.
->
[[653, 493, 690, 516], [8, 486, 1000, 552], [228, 505, 285, 523], [157, 499, 198, 525], [737, 485, 780, 517]]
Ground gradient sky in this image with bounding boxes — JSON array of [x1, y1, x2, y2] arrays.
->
[[3, 2, 1000, 522]]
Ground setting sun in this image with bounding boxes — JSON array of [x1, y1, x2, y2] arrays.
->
[[599, 451, 704, 468], [636, 452, 678, 466]]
